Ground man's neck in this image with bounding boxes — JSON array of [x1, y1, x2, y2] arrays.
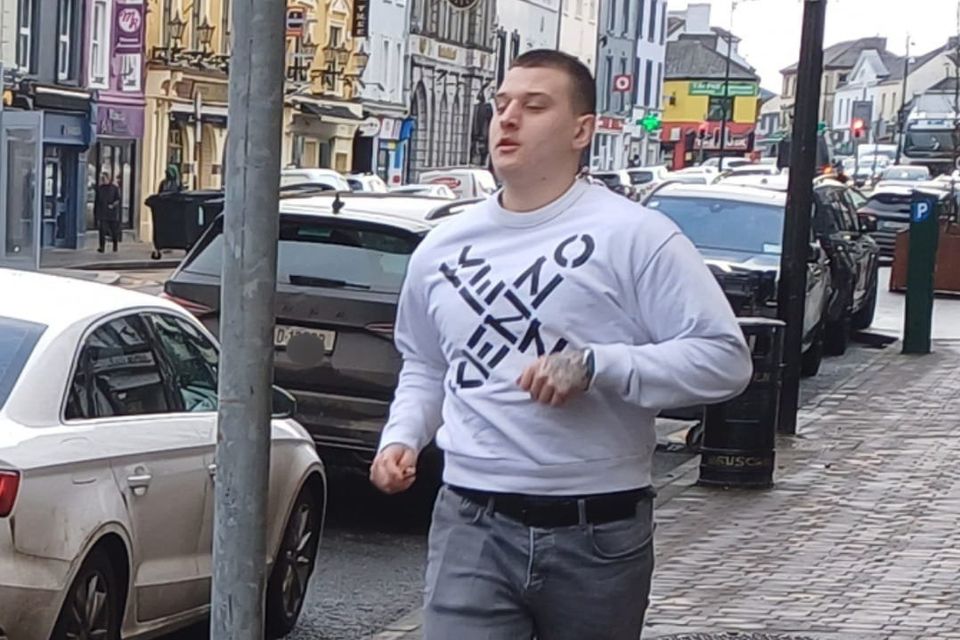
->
[[500, 175, 577, 213]]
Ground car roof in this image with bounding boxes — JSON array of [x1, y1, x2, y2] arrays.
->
[[651, 182, 787, 206], [0, 269, 183, 330], [277, 192, 478, 232]]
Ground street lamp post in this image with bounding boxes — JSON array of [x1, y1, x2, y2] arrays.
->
[[895, 35, 913, 165], [718, 31, 733, 167]]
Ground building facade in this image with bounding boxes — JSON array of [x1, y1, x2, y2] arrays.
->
[[831, 49, 904, 148], [355, 0, 412, 186], [661, 38, 760, 170], [493, 0, 561, 88], [406, 0, 497, 179], [634, 0, 668, 166], [593, 0, 640, 171], [557, 0, 598, 73], [86, 0, 147, 238]]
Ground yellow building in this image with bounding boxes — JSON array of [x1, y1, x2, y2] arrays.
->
[[139, 0, 370, 241], [661, 40, 761, 170]]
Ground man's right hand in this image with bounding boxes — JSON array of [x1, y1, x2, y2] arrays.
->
[[370, 444, 418, 494]]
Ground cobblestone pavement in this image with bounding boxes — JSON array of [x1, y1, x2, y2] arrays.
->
[[370, 341, 960, 639]]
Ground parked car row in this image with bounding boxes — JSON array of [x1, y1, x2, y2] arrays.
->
[[279, 166, 498, 200]]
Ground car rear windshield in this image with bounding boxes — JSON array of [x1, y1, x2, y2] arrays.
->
[[183, 216, 420, 294], [628, 171, 655, 185], [880, 167, 929, 181], [647, 195, 785, 255], [0, 316, 45, 410], [864, 192, 913, 213]]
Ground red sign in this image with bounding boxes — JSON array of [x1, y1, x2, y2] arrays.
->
[[613, 74, 633, 93], [286, 8, 306, 37], [596, 116, 624, 132]]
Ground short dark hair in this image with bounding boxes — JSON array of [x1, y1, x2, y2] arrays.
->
[[509, 49, 596, 116]]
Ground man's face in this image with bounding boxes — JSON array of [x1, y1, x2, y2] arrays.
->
[[101, 174, 110, 185], [489, 66, 594, 182]]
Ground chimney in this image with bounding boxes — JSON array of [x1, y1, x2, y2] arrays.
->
[[684, 3, 712, 34]]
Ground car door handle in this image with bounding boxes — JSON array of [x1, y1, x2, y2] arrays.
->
[[127, 473, 152, 495]]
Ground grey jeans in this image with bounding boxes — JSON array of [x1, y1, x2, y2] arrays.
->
[[423, 485, 655, 640]]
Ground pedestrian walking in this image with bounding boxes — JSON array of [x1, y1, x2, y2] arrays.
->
[[94, 172, 122, 253], [370, 49, 753, 640]]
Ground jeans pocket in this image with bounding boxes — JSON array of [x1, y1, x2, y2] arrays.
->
[[587, 501, 654, 561]]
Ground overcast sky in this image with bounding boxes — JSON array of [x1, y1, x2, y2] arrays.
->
[[667, 0, 960, 92]]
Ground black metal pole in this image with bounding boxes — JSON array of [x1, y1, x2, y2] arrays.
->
[[895, 38, 910, 165], [719, 33, 732, 166], [777, 0, 827, 435]]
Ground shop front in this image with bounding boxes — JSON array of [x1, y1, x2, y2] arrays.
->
[[351, 115, 413, 186], [592, 116, 629, 171], [284, 96, 362, 172], [87, 104, 144, 235]]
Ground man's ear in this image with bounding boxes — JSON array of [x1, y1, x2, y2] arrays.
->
[[574, 114, 596, 151]]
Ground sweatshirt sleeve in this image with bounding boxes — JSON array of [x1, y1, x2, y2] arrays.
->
[[589, 231, 753, 410], [377, 252, 448, 454]]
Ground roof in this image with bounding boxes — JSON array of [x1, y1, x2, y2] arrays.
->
[[0, 269, 184, 330], [277, 192, 480, 232], [665, 40, 759, 81], [781, 37, 889, 73], [650, 182, 787, 206]]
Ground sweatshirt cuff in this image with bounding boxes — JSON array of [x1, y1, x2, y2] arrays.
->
[[589, 342, 640, 396], [377, 427, 427, 455]]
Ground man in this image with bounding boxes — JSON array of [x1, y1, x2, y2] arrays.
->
[[94, 172, 121, 253], [370, 50, 752, 639]]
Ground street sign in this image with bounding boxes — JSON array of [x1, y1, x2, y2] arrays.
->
[[903, 191, 942, 354], [352, 0, 370, 37], [286, 8, 305, 37], [613, 74, 633, 93]]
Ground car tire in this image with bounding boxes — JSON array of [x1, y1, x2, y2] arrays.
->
[[851, 276, 878, 331], [51, 547, 122, 640], [801, 326, 824, 378], [824, 315, 850, 356], [266, 484, 323, 639]]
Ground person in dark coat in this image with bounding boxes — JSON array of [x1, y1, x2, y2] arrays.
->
[[158, 164, 182, 193], [94, 172, 122, 253]]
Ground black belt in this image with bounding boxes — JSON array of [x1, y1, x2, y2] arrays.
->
[[448, 485, 655, 528]]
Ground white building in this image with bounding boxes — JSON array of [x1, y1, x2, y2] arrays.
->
[[667, 3, 753, 71], [494, 0, 562, 87], [634, 0, 668, 166], [358, 0, 413, 185], [557, 0, 599, 73]]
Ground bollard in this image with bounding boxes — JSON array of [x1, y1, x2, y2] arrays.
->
[[698, 318, 785, 489], [902, 190, 942, 355]]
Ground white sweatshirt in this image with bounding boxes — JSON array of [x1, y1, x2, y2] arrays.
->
[[378, 179, 752, 495]]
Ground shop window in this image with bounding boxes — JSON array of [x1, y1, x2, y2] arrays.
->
[[90, 0, 110, 88], [707, 96, 733, 122]]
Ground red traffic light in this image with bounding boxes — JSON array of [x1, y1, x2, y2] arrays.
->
[[698, 123, 709, 139], [851, 118, 865, 138]]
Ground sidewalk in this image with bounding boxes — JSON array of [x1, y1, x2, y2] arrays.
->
[[38, 231, 181, 271], [370, 341, 960, 639]]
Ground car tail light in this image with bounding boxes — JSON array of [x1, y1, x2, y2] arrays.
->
[[160, 291, 214, 316], [0, 471, 21, 518], [365, 322, 395, 340]]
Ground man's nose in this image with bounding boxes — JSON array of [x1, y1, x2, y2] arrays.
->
[[499, 102, 521, 128]]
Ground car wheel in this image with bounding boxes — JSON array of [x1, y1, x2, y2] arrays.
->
[[801, 326, 824, 377], [51, 547, 122, 640], [266, 485, 323, 638], [851, 277, 878, 331], [824, 315, 850, 356]]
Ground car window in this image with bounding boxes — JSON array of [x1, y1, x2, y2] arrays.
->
[[182, 216, 420, 294], [66, 315, 172, 420], [147, 314, 219, 413], [594, 174, 622, 188], [647, 196, 784, 255], [628, 171, 655, 185], [823, 188, 859, 232], [0, 316, 46, 410], [347, 179, 364, 191], [864, 192, 913, 214]]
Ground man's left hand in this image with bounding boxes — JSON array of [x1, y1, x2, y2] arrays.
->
[[518, 350, 590, 407]]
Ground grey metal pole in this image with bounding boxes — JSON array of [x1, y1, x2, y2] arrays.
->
[[777, 0, 826, 435], [896, 37, 910, 165], [210, 0, 287, 637], [718, 32, 732, 166]]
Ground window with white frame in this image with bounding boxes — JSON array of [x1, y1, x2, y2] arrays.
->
[[394, 42, 402, 101], [90, 0, 111, 87], [382, 38, 390, 88], [17, 0, 34, 71], [58, 0, 77, 81]]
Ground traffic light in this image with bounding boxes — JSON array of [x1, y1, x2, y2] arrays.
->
[[698, 122, 709, 140], [851, 118, 865, 139]]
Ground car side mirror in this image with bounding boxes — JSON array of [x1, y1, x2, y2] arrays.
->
[[271, 385, 297, 420], [807, 243, 823, 263]]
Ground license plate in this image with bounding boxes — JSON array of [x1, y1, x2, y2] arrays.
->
[[879, 220, 907, 231], [274, 326, 336, 352]]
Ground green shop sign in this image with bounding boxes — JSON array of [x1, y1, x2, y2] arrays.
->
[[689, 81, 759, 97]]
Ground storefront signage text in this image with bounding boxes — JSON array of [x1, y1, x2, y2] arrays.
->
[[689, 81, 758, 97], [352, 0, 370, 37]]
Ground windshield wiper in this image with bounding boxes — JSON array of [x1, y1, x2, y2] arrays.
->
[[288, 274, 371, 290]]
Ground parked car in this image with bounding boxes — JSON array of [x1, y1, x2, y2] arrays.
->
[[874, 165, 931, 190], [699, 157, 753, 171], [346, 173, 389, 193], [717, 164, 782, 181], [0, 270, 325, 640], [702, 174, 881, 352], [592, 170, 637, 200], [419, 167, 498, 199], [626, 165, 670, 199], [281, 168, 352, 192], [163, 192, 468, 471], [389, 183, 458, 199], [857, 186, 914, 259], [645, 183, 831, 376]]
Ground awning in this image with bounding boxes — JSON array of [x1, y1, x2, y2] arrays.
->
[[288, 95, 363, 124]]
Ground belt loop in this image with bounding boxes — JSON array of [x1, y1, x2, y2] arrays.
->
[[577, 498, 587, 526]]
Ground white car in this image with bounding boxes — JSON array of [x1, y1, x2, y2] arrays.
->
[[419, 167, 498, 199], [389, 183, 458, 199], [346, 173, 389, 193], [0, 269, 326, 640], [281, 168, 352, 192]]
